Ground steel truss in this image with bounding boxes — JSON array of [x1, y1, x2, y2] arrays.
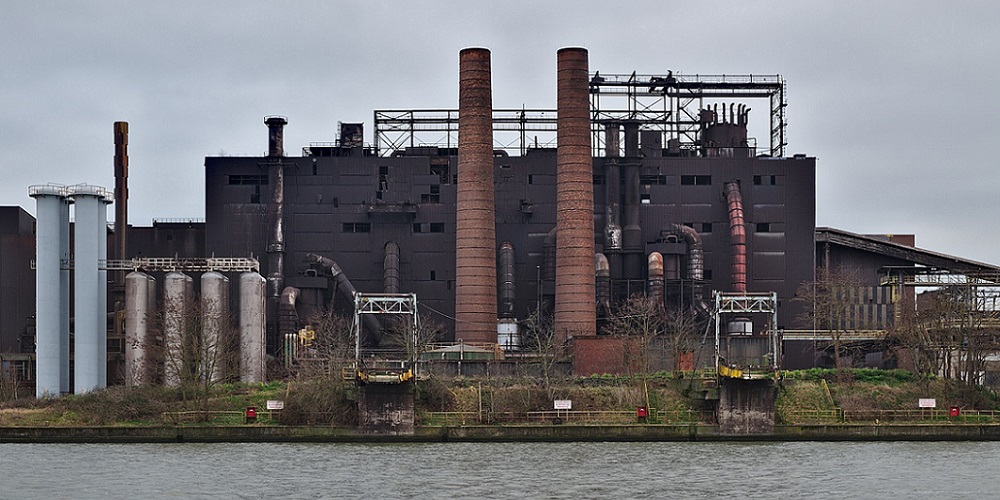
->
[[374, 72, 786, 157], [713, 291, 781, 378], [352, 293, 420, 383]]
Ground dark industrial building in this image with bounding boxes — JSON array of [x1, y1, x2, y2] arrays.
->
[[3, 48, 999, 390]]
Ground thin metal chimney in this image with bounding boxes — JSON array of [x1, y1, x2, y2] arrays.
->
[[553, 47, 596, 343], [265, 116, 287, 157], [114, 122, 128, 264], [455, 47, 497, 344]]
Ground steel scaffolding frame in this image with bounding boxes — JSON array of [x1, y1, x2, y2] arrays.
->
[[373, 72, 787, 157]]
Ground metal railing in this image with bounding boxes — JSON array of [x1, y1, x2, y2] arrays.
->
[[781, 408, 1000, 424]]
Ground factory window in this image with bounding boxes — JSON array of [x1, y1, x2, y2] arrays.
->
[[250, 193, 261, 204], [312, 164, 317, 175], [228, 174, 268, 185], [501, 164, 512, 169], [593, 175, 605, 185], [681, 175, 711, 186], [421, 194, 440, 203], [413, 223, 423, 233], [430, 164, 450, 184], [429, 223, 445, 233], [430, 270, 437, 281], [756, 223, 771, 233], [453, 174, 458, 184], [528, 174, 534, 185], [430, 185, 440, 194], [704, 270, 713, 280], [641, 194, 651, 204], [753, 175, 777, 186], [343, 222, 371, 233], [640, 175, 668, 185]]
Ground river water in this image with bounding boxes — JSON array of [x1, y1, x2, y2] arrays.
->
[[0, 441, 994, 499]]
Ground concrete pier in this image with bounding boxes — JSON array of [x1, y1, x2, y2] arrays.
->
[[717, 379, 778, 434]]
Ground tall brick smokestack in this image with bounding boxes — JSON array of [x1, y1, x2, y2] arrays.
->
[[455, 47, 497, 343], [554, 47, 596, 343]]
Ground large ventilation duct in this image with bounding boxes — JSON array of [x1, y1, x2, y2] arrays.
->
[[622, 122, 642, 280], [498, 242, 516, 319], [28, 185, 69, 397], [455, 47, 497, 344], [724, 181, 748, 294], [603, 124, 622, 250], [302, 253, 382, 345], [124, 271, 155, 386], [553, 47, 596, 343], [660, 223, 708, 313], [647, 252, 665, 309], [202, 271, 231, 383], [383, 241, 400, 294], [240, 272, 266, 383]]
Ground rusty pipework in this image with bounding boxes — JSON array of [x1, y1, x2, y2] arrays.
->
[[724, 181, 748, 293], [661, 223, 708, 312], [455, 47, 497, 343], [647, 252, 664, 309], [553, 47, 596, 343]]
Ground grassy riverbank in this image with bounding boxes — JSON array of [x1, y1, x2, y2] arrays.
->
[[1, 369, 998, 428]]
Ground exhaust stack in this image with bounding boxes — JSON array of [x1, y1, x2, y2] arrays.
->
[[553, 47, 596, 343], [455, 47, 497, 344]]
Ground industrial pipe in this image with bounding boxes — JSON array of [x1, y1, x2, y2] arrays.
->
[[647, 252, 664, 310], [383, 241, 400, 294], [595, 253, 611, 315], [724, 181, 748, 294], [278, 286, 301, 343], [498, 242, 516, 319], [660, 223, 708, 313], [302, 253, 382, 345]]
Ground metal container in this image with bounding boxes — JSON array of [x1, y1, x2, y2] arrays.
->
[[239, 272, 266, 383], [124, 271, 152, 386], [163, 271, 193, 386], [201, 271, 230, 383]]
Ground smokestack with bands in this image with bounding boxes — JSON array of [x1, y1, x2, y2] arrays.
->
[[455, 47, 497, 344], [114, 122, 128, 264], [554, 47, 596, 343]]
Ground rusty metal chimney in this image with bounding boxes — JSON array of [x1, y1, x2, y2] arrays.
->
[[455, 47, 497, 344], [265, 115, 287, 157], [554, 47, 596, 343], [113, 121, 128, 264]]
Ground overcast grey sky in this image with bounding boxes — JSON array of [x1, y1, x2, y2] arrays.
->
[[3, 1, 999, 265]]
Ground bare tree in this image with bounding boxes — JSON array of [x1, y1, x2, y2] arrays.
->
[[602, 295, 667, 411], [795, 266, 871, 382], [299, 308, 355, 379], [520, 308, 564, 394]]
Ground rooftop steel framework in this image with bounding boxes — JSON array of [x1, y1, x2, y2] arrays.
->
[[373, 72, 786, 157]]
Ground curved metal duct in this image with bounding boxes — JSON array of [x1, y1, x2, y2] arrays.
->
[[302, 253, 382, 345], [455, 47, 498, 344], [647, 252, 664, 309], [660, 224, 708, 313], [554, 46, 596, 342], [383, 241, 400, 294], [595, 253, 611, 315], [724, 181, 748, 294], [498, 242, 516, 319]]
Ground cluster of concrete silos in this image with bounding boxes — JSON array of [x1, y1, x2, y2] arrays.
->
[[124, 269, 266, 387]]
